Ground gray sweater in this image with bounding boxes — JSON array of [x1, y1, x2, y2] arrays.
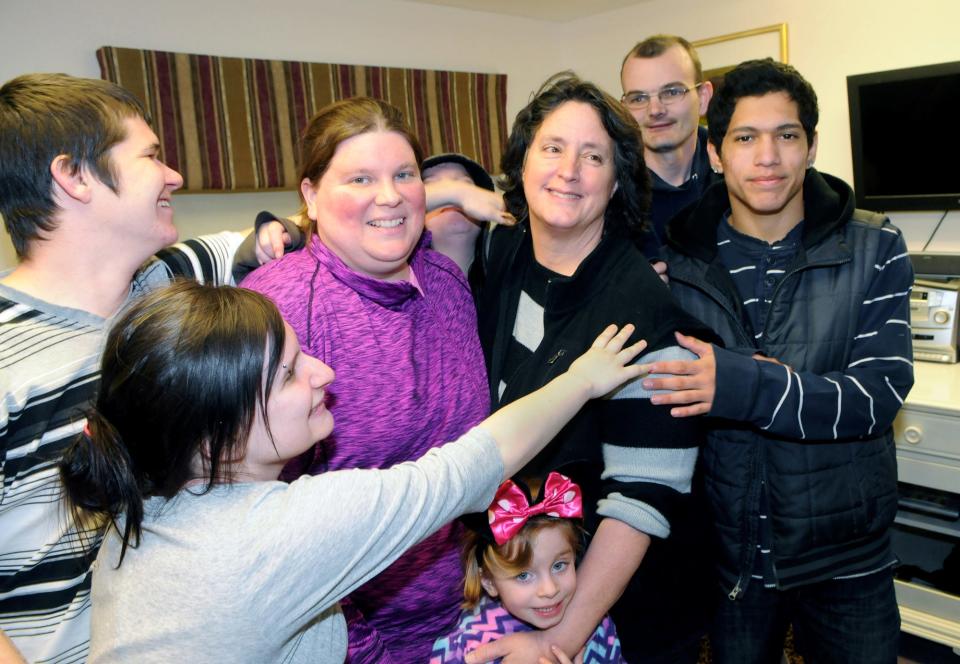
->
[[88, 428, 501, 663]]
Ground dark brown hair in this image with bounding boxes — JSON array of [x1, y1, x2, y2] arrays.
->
[[499, 71, 650, 241], [59, 281, 286, 564], [0, 73, 147, 258], [707, 58, 819, 155]]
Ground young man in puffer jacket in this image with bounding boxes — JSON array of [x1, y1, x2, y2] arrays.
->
[[642, 58, 913, 664]]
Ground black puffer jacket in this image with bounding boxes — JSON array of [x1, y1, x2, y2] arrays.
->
[[662, 169, 914, 596]]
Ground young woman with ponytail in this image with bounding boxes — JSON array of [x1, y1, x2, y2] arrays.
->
[[59, 280, 646, 663]]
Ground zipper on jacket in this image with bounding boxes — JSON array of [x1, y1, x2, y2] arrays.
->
[[728, 578, 743, 600], [543, 277, 563, 366]]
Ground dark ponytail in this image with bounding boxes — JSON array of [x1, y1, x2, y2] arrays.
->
[[58, 280, 287, 567], [60, 410, 144, 564]]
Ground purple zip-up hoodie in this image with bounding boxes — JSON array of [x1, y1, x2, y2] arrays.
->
[[241, 232, 488, 663]]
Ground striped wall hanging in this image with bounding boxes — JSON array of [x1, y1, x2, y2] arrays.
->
[[97, 46, 508, 193]]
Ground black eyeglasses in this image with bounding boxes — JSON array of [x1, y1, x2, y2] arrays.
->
[[620, 83, 704, 110]]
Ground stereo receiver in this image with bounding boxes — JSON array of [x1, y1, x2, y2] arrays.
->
[[910, 278, 960, 363]]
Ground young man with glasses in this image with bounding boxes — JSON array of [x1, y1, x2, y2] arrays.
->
[[621, 34, 720, 255], [606, 35, 723, 664]]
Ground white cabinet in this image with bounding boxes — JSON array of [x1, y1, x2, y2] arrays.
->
[[893, 362, 960, 653]]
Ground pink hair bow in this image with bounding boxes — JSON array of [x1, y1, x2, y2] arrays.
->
[[487, 472, 583, 545]]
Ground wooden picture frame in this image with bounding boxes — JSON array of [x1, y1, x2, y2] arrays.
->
[[693, 23, 789, 121]]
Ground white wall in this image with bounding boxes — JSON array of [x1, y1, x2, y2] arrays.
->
[[2, 0, 959, 269]]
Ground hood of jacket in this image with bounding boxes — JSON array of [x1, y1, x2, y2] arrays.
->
[[664, 168, 855, 263]]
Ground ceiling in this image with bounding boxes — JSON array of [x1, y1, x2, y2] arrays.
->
[[399, 0, 650, 22]]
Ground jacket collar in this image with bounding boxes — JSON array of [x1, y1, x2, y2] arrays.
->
[[308, 232, 430, 310], [665, 168, 854, 263], [504, 224, 636, 315]]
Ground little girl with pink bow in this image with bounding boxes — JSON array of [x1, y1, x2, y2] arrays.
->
[[429, 473, 624, 663]]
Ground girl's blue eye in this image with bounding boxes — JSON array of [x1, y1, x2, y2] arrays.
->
[[515, 571, 532, 583], [552, 560, 569, 573]]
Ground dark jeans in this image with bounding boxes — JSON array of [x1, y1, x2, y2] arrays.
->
[[711, 568, 900, 664]]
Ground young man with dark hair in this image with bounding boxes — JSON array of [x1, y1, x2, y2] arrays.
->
[[620, 34, 720, 255], [0, 73, 274, 662], [643, 59, 912, 663]]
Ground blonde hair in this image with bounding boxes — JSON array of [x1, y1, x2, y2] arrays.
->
[[461, 517, 581, 609]]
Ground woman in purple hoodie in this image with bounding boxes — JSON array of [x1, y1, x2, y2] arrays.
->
[[240, 98, 491, 663]]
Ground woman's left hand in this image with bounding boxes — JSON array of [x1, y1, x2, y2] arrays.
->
[[650, 259, 669, 285], [567, 324, 649, 399]]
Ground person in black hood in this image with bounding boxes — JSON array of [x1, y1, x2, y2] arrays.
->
[[641, 59, 913, 664]]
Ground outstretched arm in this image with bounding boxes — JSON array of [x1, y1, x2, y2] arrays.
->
[[425, 179, 513, 227], [263, 326, 648, 631], [425, 180, 515, 274], [153, 230, 246, 285], [486, 325, 647, 477]]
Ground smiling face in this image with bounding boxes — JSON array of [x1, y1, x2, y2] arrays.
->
[[621, 45, 711, 156], [239, 322, 335, 481], [302, 130, 425, 282], [481, 524, 578, 629], [708, 91, 817, 234], [93, 116, 183, 259], [521, 101, 618, 245]]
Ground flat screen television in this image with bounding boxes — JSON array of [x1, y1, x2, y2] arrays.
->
[[847, 61, 960, 212]]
